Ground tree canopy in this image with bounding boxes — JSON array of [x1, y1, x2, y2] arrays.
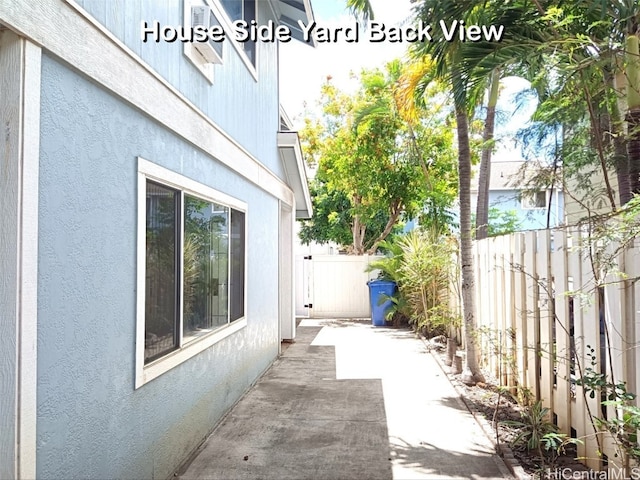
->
[[298, 60, 457, 254]]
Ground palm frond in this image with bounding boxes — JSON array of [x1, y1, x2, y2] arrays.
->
[[345, 0, 374, 23]]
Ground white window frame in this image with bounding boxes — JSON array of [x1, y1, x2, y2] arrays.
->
[[183, 0, 217, 83], [521, 190, 547, 210], [208, 0, 258, 79], [183, 0, 258, 83], [136, 157, 248, 388]]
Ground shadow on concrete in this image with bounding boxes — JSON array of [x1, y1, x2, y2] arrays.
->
[[437, 395, 472, 412], [319, 318, 374, 328], [390, 436, 507, 479], [180, 325, 393, 480], [180, 321, 510, 480]]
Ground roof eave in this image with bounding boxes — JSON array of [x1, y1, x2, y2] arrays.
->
[[277, 131, 313, 219], [274, 0, 317, 47]]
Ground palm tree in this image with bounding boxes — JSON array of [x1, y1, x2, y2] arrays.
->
[[450, 70, 486, 385], [346, 0, 374, 22], [409, 0, 492, 385], [476, 69, 501, 240], [470, 0, 638, 205], [409, 0, 552, 383]]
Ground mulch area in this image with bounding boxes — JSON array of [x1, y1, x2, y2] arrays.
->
[[428, 343, 592, 479]]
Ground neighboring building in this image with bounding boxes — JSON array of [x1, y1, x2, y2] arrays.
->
[[471, 161, 565, 231], [0, 1, 313, 479], [563, 162, 620, 225]]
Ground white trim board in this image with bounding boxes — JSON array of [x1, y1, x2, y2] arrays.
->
[[0, 30, 40, 480], [0, 0, 294, 207], [278, 202, 295, 342]]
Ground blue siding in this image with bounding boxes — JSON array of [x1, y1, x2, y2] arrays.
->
[[75, 0, 285, 180], [489, 189, 564, 230], [37, 53, 280, 479]]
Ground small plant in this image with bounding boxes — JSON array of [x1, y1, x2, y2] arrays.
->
[[540, 432, 582, 470], [503, 399, 582, 471], [366, 238, 404, 282], [502, 401, 559, 462]]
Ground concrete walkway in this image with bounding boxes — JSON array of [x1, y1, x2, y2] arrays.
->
[[179, 319, 513, 480]]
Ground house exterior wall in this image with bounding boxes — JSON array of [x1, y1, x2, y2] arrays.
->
[[36, 50, 281, 479], [73, 0, 285, 181], [564, 165, 619, 225], [487, 188, 564, 230]]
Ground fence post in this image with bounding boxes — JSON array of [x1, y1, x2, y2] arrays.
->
[[538, 230, 554, 412], [551, 229, 571, 435], [578, 226, 603, 470], [524, 231, 540, 401], [498, 235, 511, 387], [624, 241, 639, 405], [488, 237, 498, 375], [475, 239, 487, 367], [513, 233, 528, 394]]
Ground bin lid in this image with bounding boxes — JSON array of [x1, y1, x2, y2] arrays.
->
[[367, 279, 396, 286]]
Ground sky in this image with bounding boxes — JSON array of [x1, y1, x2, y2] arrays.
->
[[279, 0, 414, 126], [278, 0, 538, 161]]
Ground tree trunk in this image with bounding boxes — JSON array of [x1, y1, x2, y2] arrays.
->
[[582, 79, 617, 211], [608, 67, 632, 204], [476, 69, 500, 240], [365, 199, 401, 254], [351, 195, 366, 255], [445, 336, 457, 367], [352, 214, 366, 255], [628, 109, 640, 194], [454, 87, 485, 385], [627, 34, 640, 195]]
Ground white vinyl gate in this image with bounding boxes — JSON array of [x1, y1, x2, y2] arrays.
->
[[295, 254, 381, 318]]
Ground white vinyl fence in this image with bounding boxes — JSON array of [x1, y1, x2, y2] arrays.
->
[[295, 254, 381, 318], [471, 228, 640, 471]]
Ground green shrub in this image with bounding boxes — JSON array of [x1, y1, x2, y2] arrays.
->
[[368, 229, 460, 333]]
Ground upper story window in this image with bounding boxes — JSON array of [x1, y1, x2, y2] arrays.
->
[[136, 158, 247, 387], [183, 0, 258, 83], [521, 191, 547, 210], [219, 0, 256, 66]]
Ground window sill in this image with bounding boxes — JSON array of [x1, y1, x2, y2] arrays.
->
[[184, 44, 215, 84], [135, 317, 247, 389]]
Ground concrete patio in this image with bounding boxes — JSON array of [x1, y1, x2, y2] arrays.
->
[[178, 319, 513, 480]]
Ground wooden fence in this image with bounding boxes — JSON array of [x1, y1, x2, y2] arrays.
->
[[471, 228, 640, 470]]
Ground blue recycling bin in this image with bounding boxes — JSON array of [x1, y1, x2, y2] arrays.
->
[[367, 280, 396, 326]]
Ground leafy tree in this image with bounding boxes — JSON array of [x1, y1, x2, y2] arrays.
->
[[472, 207, 522, 237], [298, 61, 457, 254], [298, 176, 401, 248], [409, 0, 640, 382], [485, 208, 522, 237], [487, 208, 521, 236], [456, 0, 639, 207]]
